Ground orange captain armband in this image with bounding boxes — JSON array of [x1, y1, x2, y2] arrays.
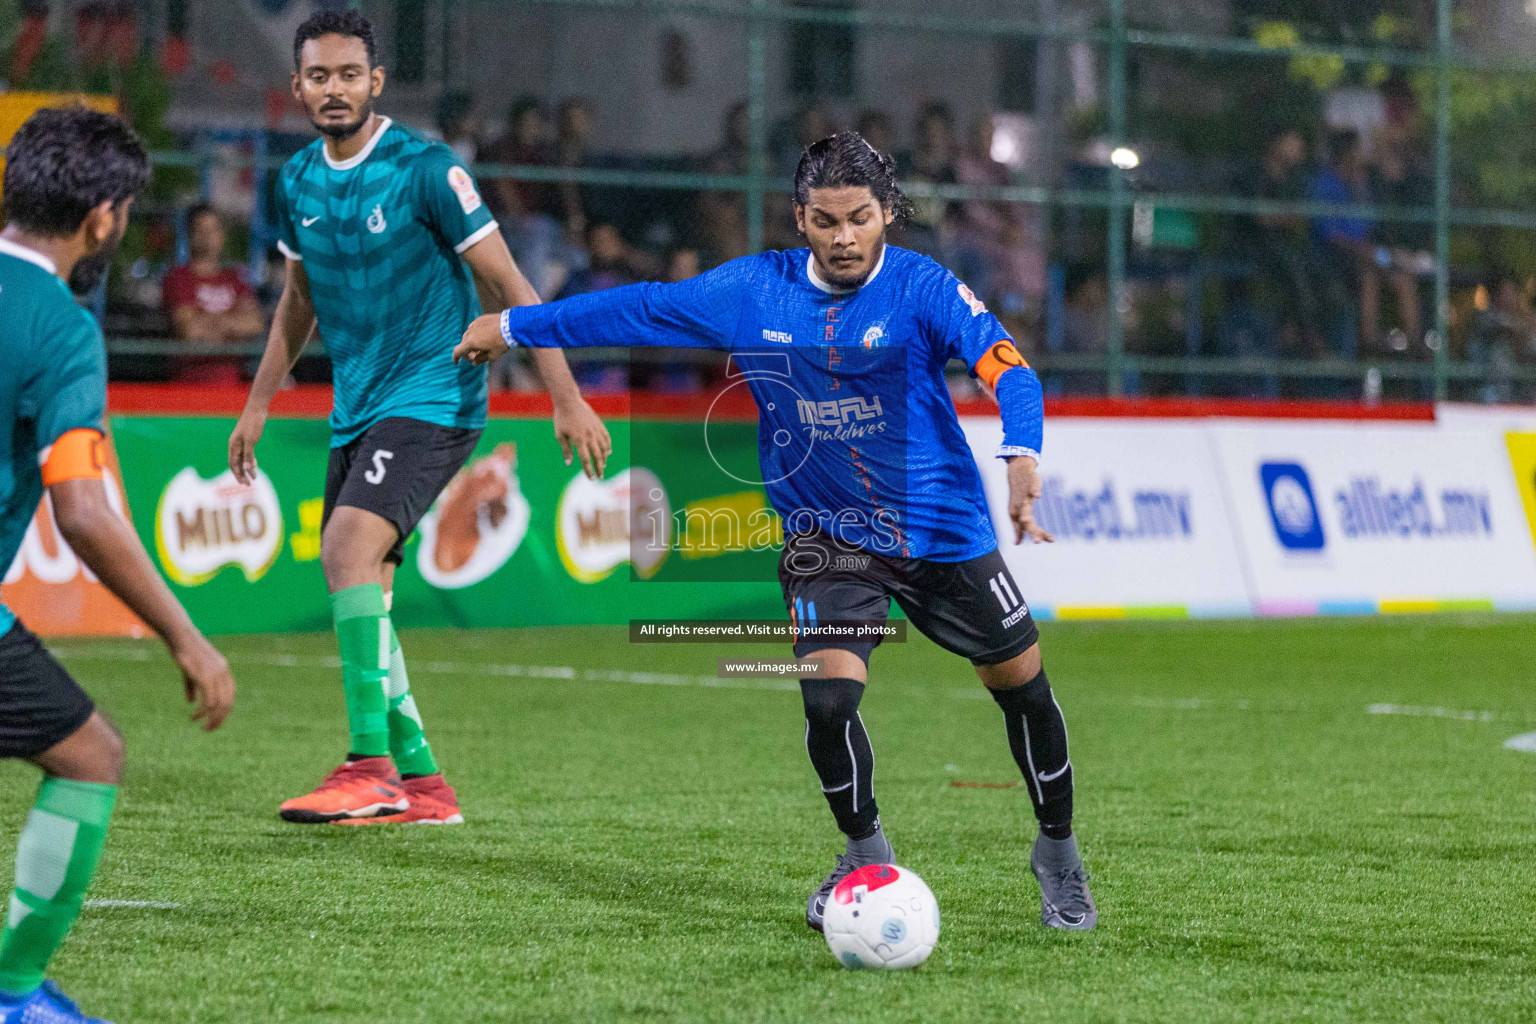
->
[[39, 428, 106, 486], [971, 339, 1029, 390]]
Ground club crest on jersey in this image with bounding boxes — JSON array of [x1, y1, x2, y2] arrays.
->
[[448, 166, 483, 215], [366, 204, 387, 234], [861, 321, 887, 348], [957, 283, 986, 317]]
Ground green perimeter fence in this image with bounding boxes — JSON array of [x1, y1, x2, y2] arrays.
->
[[121, 0, 1536, 399]]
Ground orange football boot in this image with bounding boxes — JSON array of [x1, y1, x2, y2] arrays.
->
[[333, 773, 462, 826], [279, 757, 409, 823]]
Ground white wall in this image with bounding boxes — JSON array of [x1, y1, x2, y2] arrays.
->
[[162, 0, 1263, 152], [165, 0, 1114, 153], [461, 12, 751, 156]]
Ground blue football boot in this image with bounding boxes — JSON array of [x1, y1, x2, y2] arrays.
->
[[0, 980, 111, 1023]]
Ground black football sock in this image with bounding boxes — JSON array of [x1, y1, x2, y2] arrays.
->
[[989, 668, 1073, 840], [800, 677, 879, 840]]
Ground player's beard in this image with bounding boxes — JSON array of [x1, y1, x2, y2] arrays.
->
[[313, 97, 374, 141], [821, 233, 886, 291], [69, 211, 128, 295]]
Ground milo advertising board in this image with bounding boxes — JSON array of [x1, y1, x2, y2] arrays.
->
[[107, 415, 783, 635]]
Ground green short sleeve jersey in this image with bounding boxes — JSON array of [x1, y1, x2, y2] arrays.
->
[[273, 117, 499, 446], [0, 238, 108, 635]]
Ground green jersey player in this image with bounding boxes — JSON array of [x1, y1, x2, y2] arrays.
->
[[229, 11, 610, 825], [0, 107, 235, 1024]]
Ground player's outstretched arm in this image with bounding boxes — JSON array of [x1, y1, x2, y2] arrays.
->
[[455, 257, 747, 365], [230, 258, 316, 484], [50, 476, 236, 730], [459, 231, 612, 479]]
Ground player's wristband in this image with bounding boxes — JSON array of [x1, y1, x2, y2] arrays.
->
[[998, 445, 1041, 464], [498, 308, 522, 347]]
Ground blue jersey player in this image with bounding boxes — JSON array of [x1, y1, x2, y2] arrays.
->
[[230, 12, 610, 827], [457, 133, 1096, 931], [0, 108, 235, 1024]]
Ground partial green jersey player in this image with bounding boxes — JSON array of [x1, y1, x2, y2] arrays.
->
[[230, 10, 610, 826], [0, 107, 234, 1024]]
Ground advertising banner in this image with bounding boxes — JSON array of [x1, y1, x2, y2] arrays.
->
[[962, 419, 1252, 619], [1502, 432, 1536, 569], [0, 428, 146, 637], [15, 404, 1536, 637], [106, 416, 783, 636], [1211, 423, 1536, 613]]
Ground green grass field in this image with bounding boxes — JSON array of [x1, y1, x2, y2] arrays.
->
[[8, 615, 1536, 1023]]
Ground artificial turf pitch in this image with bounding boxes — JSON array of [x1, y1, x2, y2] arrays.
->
[[7, 615, 1536, 1023]]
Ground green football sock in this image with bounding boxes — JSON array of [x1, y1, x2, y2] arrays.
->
[[386, 624, 439, 778], [0, 777, 116, 996], [331, 584, 390, 759]]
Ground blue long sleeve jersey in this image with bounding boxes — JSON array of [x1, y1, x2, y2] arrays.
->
[[501, 245, 1044, 562]]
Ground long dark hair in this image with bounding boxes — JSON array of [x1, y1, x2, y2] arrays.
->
[[793, 130, 912, 224]]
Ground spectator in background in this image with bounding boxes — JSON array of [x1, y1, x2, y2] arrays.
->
[[1243, 126, 1326, 354], [695, 101, 751, 267], [161, 203, 264, 385], [488, 96, 554, 221], [554, 97, 596, 238], [1059, 263, 1109, 396], [707, 100, 751, 174], [486, 96, 577, 299], [1311, 127, 1426, 361], [764, 102, 836, 249], [774, 101, 834, 177], [954, 113, 1043, 313], [1472, 268, 1536, 403], [556, 221, 641, 300], [1310, 128, 1380, 357], [557, 221, 642, 394], [653, 246, 705, 394], [664, 246, 701, 284], [1369, 125, 1432, 353], [856, 109, 896, 161], [434, 90, 482, 166], [897, 101, 958, 259]]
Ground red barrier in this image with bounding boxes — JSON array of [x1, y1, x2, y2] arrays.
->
[[1026, 396, 1436, 421], [108, 384, 1435, 422]]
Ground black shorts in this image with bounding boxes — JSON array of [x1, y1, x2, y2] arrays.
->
[[777, 531, 1039, 667], [323, 417, 483, 565], [0, 621, 95, 760]]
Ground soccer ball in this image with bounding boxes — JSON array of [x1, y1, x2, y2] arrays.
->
[[823, 864, 940, 970]]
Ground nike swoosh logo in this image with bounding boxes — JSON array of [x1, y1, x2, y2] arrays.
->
[[302, 216, 320, 227], [1037, 761, 1071, 782], [1041, 894, 1085, 926]]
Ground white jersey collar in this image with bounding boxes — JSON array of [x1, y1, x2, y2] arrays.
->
[[0, 236, 59, 277], [807, 244, 886, 296], [323, 116, 393, 171]]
